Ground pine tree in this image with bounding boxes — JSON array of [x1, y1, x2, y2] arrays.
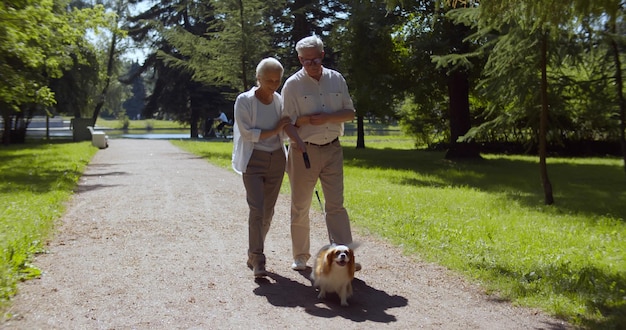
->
[[334, 0, 403, 149], [453, 0, 623, 203]]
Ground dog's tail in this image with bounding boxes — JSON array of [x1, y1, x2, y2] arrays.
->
[[347, 241, 361, 251]]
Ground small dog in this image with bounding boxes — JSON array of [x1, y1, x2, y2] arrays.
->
[[311, 243, 356, 306]]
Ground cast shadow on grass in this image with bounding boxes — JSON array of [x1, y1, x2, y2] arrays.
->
[[192, 151, 232, 164], [253, 271, 407, 324], [473, 261, 626, 329], [0, 141, 92, 194], [0, 167, 84, 194], [343, 148, 626, 221]]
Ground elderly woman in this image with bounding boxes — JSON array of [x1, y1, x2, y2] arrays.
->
[[231, 58, 304, 278]]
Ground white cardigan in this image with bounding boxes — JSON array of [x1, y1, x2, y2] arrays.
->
[[231, 87, 287, 174]]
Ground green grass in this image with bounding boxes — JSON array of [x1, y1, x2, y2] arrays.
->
[[1, 135, 623, 328], [172, 138, 626, 329], [96, 118, 188, 130], [0, 140, 97, 309]]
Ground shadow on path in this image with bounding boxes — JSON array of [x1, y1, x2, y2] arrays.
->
[[253, 271, 408, 324]]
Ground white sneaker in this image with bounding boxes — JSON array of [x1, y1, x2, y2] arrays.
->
[[291, 257, 307, 271]]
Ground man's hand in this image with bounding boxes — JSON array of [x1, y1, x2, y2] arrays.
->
[[297, 110, 354, 127], [308, 113, 329, 125], [295, 113, 327, 126]]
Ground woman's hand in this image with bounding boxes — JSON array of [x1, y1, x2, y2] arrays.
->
[[275, 117, 291, 132]]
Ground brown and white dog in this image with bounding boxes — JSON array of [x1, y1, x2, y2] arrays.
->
[[310, 244, 356, 306]]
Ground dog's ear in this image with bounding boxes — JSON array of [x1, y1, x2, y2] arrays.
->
[[347, 249, 355, 277], [323, 249, 334, 274]]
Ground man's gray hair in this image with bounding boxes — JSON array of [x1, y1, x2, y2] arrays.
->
[[256, 57, 284, 79], [296, 35, 324, 55]]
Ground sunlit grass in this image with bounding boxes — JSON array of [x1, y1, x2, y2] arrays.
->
[[96, 118, 187, 130], [173, 138, 626, 329], [2, 135, 623, 328], [0, 141, 97, 309]]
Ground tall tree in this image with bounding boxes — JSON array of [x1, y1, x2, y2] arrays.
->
[[385, 0, 481, 159], [49, 47, 101, 119], [0, 0, 107, 144], [125, 0, 222, 137], [205, 0, 274, 91], [332, 0, 402, 148], [601, 2, 626, 172], [91, 0, 129, 123], [453, 0, 623, 204], [121, 61, 146, 120]]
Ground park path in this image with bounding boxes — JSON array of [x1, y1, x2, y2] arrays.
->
[[2, 139, 570, 329]]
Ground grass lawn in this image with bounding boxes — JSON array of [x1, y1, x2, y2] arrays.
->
[[0, 140, 97, 309], [1, 133, 624, 328], [173, 137, 626, 329], [95, 117, 188, 130]]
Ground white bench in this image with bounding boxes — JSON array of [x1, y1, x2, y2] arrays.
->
[[87, 126, 108, 149]]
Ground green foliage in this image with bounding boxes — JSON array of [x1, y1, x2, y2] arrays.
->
[[0, 141, 97, 307], [119, 115, 130, 129], [390, 5, 479, 149], [125, 0, 237, 135], [176, 138, 626, 328], [425, 0, 626, 183], [120, 62, 147, 120], [156, 0, 277, 92], [332, 0, 403, 119], [49, 46, 101, 118], [206, 0, 273, 91], [397, 96, 448, 148], [0, 0, 108, 110]]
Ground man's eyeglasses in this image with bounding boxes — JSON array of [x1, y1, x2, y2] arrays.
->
[[301, 57, 322, 66]]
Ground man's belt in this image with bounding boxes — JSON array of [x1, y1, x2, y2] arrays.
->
[[305, 137, 339, 147]]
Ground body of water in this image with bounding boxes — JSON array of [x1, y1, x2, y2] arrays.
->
[[26, 126, 401, 140]]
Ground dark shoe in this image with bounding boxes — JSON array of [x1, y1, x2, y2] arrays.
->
[[253, 264, 267, 277]]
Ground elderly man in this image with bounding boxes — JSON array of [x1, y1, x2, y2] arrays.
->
[[282, 35, 361, 271]]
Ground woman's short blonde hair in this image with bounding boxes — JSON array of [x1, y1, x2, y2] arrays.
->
[[256, 57, 284, 81]]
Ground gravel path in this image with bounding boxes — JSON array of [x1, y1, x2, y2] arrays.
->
[[2, 139, 571, 329]]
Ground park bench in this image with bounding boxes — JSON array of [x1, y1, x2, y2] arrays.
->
[[87, 126, 108, 149]]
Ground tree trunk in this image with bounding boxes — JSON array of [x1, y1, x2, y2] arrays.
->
[[92, 0, 122, 122], [445, 70, 480, 159], [356, 114, 365, 149], [609, 21, 626, 174], [2, 114, 11, 145], [291, 0, 312, 47], [238, 0, 249, 91], [190, 104, 199, 139], [539, 33, 554, 205]]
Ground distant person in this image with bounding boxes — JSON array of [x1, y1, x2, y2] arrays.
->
[[215, 110, 232, 136], [231, 57, 305, 278], [282, 35, 360, 272], [204, 116, 215, 138]]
